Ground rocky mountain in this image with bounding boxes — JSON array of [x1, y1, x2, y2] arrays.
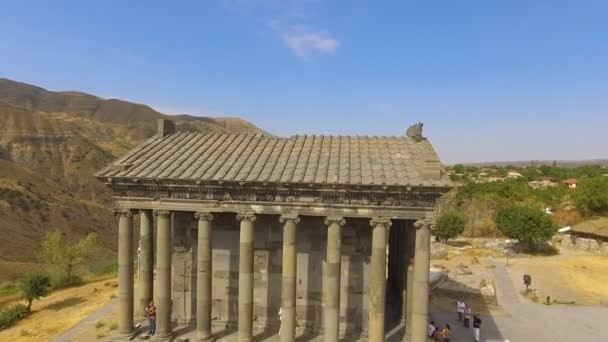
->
[[0, 78, 266, 262]]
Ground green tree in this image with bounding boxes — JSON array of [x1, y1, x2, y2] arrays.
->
[[434, 211, 467, 241], [452, 164, 465, 174], [574, 177, 608, 214], [39, 230, 98, 286], [495, 205, 557, 248], [18, 273, 50, 311]]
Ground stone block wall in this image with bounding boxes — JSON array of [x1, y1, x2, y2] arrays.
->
[[558, 233, 608, 255]]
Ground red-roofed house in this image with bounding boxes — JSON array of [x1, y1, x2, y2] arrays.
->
[[563, 178, 578, 189]]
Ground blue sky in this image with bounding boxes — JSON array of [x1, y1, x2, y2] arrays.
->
[[1, 1, 607, 163]]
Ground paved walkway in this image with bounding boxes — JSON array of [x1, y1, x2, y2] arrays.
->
[[430, 261, 608, 341]]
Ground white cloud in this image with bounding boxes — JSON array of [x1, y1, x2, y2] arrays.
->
[[271, 23, 340, 59]]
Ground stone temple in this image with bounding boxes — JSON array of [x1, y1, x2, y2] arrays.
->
[[95, 119, 451, 342]]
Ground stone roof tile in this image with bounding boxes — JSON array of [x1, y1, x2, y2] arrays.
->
[[96, 132, 449, 187]]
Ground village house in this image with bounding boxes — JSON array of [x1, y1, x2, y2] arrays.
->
[[558, 218, 608, 255], [506, 171, 523, 179], [563, 178, 578, 189]]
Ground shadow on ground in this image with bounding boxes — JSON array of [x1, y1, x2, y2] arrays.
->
[[45, 296, 86, 311]]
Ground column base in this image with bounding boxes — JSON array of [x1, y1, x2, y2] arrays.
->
[[109, 330, 136, 341], [152, 332, 175, 342], [198, 332, 216, 342]]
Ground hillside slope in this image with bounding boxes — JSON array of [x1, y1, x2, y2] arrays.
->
[[0, 79, 266, 262]]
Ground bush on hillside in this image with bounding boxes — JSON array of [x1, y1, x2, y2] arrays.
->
[[0, 304, 29, 330], [18, 272, 51, 311], [495, 205, 557, 250], [434, 211, 467, 241]]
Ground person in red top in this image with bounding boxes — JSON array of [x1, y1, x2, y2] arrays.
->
[[146, 301, 156, 336]]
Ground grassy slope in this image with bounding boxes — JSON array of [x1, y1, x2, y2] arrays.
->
[[0, 79, 266, 265]]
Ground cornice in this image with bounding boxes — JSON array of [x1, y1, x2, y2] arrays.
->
[[106, 183, 443, 209]]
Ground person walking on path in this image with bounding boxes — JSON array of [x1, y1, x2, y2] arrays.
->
[[146, 301, 156, 336], [456, 300, 465, 322], [473, 314, 482, 342], [464, 306, 472, 328]]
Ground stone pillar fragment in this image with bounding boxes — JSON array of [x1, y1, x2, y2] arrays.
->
[[139, 210, 154, 317], [279, 214, 300, 342], [195, 212, 215, 342], [117, 209, 135, 337], [369, 218, 391, 342], [237, 213, 256, 342], [324, 216, 345, 342], [155, 210, 174, 341], [411, 219, 433, 342]]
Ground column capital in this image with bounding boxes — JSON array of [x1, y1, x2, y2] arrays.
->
[[279, 213, 300, 224], [194, 212, 214, 221], [154, 210, 171, 217], [370, 217, 392, 228], [236, 212, 257, 222], [324, 216, 345, 227], [414, 217, 434, 230], [114, 209, 134, 217]]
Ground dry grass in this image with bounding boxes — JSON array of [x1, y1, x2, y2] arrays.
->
[[0, 261, 40, 283], [0, 278, 117, 341], [506, 253, 608, 305]]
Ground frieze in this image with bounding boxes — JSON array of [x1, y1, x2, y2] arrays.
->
[[110, 185, 438, 208]]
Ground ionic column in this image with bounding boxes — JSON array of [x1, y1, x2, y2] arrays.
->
[[369, 218, 391, 342], [324, 216, 345, 342], [155, 210, 174, 341], [139, 210, 154, 318], [404, 262, 414, 340], [411, 219, 433, 342], [195, 212, 215, 342], [279, 214, 300, 342], [117, 209, 134, 337], [236, 213, 256, 342]]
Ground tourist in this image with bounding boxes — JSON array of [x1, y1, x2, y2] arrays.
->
[[473, 314, 482, 342], [456, 300, 465, 321], [438, 324, 451, 342], [146, 301, 156, 336], [278, 306, 282, 337], [464, 306, 472, 328], [428, 320, 437, 340]]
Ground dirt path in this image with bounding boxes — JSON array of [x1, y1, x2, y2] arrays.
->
[[48, 297, 119, 342]]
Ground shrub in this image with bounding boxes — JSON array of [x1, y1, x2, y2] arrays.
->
[[495, 205, 557, 249], [574, 177, 608, 214], [0, 281, 19, 297], [434, 211, 467, 241], [18, 272, 51, 311], [0, 304, 29, 330]]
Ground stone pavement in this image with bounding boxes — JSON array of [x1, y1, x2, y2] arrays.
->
[[429, 261, 608, 342]]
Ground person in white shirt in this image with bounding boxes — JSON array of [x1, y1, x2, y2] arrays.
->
[[456, 300, 466, 322], [428, 320, 437, 339], [278, 307, 283, 336]]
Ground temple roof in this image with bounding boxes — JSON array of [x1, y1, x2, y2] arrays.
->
[[96, 131, 450, 188]]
